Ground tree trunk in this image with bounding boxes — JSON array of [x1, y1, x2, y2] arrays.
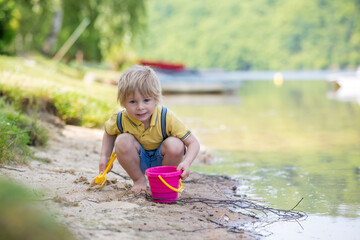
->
[[42, 1, 63, 56]]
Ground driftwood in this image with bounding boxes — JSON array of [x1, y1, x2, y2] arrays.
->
[[147, 195, 306, 220], [145, 193, 306, 237]]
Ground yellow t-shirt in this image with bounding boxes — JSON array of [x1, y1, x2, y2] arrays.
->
[[104, 105, 191, 150]]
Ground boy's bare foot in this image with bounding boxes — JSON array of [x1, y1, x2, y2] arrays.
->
[[131, 178, 147, 192]]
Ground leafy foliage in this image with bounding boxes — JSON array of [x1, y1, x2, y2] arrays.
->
[[0, 0, 19, 53], [6, 0, 146, 67], [94, 0, 146, 68], [0, 115, 31, 164], [137, 0, 360, 70], [0, 97, 49, 164], [4, 0, 358, 70]]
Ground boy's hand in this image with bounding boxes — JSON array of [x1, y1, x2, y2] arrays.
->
[[99, 157, 113, 174], [177, 161, 191, 180], [99, 132, 117, 174]]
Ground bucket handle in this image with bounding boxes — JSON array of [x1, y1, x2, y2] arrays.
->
[[158, 175, 184, 193]]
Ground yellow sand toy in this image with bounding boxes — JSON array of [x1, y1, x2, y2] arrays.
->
[[89, 152, 117, 190]]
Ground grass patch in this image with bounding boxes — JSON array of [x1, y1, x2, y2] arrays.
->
[[0, 98, 48, 164], [0, 55, 119, 128], [0, 54, 122, 165]]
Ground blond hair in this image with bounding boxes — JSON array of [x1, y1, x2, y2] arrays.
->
[[117, 65, 162, 106]]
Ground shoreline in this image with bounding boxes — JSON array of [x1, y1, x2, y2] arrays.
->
[[0, 125, 304, 239]]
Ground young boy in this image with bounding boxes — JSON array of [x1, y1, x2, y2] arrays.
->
[[99, 65, 200, 192]]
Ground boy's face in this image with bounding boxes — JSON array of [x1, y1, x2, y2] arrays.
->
[[124, 89, 157, 125]]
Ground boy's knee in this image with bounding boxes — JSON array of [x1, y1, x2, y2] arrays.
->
[[162, 137, 184, 157], [115, 133, 139, 153]]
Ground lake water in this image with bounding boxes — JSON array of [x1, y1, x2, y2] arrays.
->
[[164, 80, 360, 239]]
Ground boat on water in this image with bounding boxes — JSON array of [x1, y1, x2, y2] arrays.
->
[[139, 60, 242, 94], [158, 70, 243, 94]]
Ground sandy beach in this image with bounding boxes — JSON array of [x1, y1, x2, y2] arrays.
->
[[0, 125, 271, 239]]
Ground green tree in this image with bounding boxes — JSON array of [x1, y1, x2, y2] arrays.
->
[[3, 0, 147, 67], [94, 0, 146, 68], [137, 0, 360, 70], [59, 0, 146, 67], [41, 0, 63, 56], [14, 0, 54, 53], [0, 0, 19, 53]]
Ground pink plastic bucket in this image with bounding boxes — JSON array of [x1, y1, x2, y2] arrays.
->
[[145, 166, 182, 203]]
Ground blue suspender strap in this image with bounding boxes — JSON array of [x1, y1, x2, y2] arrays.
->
[[161, 106, 168, 140], [116, 110, 124, 133]]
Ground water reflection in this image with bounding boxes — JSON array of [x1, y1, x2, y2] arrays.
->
[[165, 80, 360, 238]]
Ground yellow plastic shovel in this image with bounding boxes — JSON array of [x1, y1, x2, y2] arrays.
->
[[89, 152, 117, 190]]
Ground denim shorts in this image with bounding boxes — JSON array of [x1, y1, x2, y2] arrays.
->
[[139, 143, 164, 173], [139, 142, 187, 173]]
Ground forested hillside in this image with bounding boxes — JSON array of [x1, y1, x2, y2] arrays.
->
[[1, 0, 359, 70], [137, 0, 360, 70], [0, 0, 146, 69]]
